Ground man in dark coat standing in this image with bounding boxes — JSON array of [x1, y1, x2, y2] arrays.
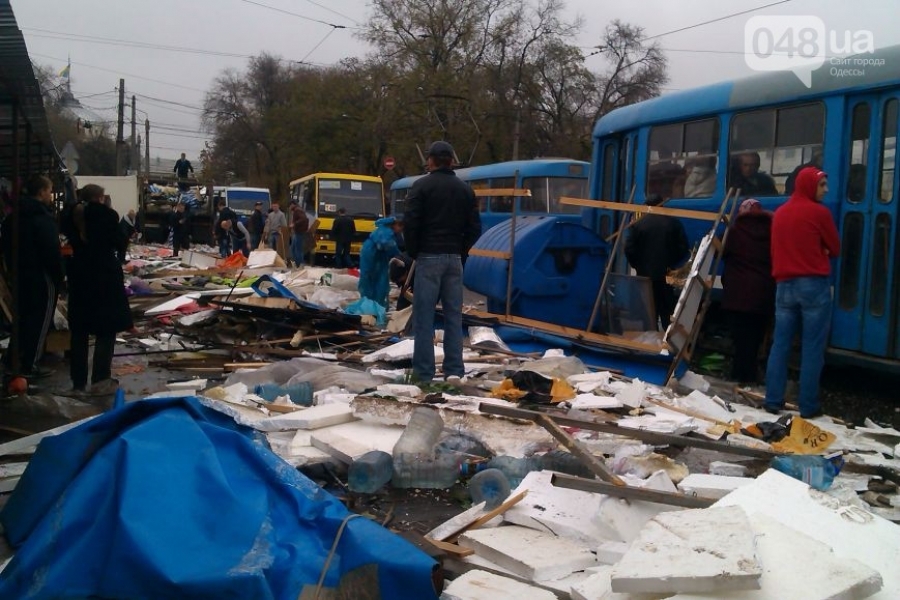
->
[[248, 201, 265, 251], [1, 174, 63, 379], [63, 184, 133, 395], [624, 194, 689, 330], [332, 207, 356, 268], [404, 141, 481, 382], [721, 198, 775, 384], [169, 202, 190, 257], [174, 153, 194, 192]]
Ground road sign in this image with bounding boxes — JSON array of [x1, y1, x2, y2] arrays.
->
[[383, 156, 396, 170]]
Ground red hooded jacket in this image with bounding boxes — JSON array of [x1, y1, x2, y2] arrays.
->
[[770, 167, 841, 282]]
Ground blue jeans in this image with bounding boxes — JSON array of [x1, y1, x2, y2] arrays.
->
[[412, 254, 464, 381], [217, 236, 231, 258], [765, 276, 832, 416], [290, 233, 305, 266], [268, 232, 281, 250]]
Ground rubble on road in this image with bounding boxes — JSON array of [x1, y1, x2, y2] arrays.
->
[[2, 242, 900, 599]]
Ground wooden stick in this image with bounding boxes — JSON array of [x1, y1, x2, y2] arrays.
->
[[551, 473, 714, 508], [534, 413, 626, 486], [425, 538, 475, 557], [444, 490, 528, 543], [643, 396, 734, 428]]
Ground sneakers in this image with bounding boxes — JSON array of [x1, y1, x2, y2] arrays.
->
[[87, 378, 119, 396], [763, 404, 783, 416], [800, 408, 825, 419]]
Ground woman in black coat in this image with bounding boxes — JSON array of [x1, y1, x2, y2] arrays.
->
[[64, 184, 134, 395], [721, 198, 776, 384]]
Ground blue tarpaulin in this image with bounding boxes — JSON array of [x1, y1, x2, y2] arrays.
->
[[0, 397, 438, 599]]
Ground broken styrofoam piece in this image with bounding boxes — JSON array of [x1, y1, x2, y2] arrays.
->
[[716, 469, 898, 599], [246, 249, 282, 268], [709, 461, 748, 477], [611, 506, 762, 594], [677, 370, 710, 392], [616, 413, 698, 436], [570, 393, 624, 411], [166, 379, 208, 391], [375, 383, 423, 397], [595, 541, 630, 565], [362, 339, 444, 364], [442, 569, 559, 600], [679, 390, 737, 424], [592, 470, 681, 543], [310, 429, 372, 464], [726, 433, 774, 452], [458, 525, 598, 581], [677, 473, 754, 500], [253, 403, 356, 432], [502, 470, 608, 546], [615, 379, 646, 409], [572, 566, 670, 600], [567, 371, 613, 388], [669, 513, 883, 600]]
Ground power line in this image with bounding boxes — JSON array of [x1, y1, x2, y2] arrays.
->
[[236, 0, 358, 30], [30, 52, 209, 93], [300, 28, 337, 64], [24, 28, 326, 67], [298, 0, 361, 26], [644, 0, 796, 40]]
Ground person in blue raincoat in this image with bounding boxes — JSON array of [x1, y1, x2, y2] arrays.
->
[[358, 216, 403, 307]]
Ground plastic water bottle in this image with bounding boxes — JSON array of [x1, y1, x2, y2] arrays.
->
[[486, 456, 543, 488], [540, 449, 593, 478], [393, 407, 444, 456], [392, 407, 459, 488], [348, 451, 393, 494], [254, 382, 313, 406], [770, 454, 844, 491], [469, 468, 511, 509]]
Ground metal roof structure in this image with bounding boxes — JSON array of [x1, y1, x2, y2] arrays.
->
[[0, 0, 62, 181]]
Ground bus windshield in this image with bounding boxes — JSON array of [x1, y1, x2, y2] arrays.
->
[[227, 188, 270, 215], [317, 179, 383, 217]]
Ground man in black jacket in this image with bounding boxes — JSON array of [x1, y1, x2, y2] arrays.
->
[[624, 194, 689, 329], [248, 201, 265, 251], [1, 174, 63, 379], [332, 207, 356, 268], [404, 141, 481, 382], [174, 153, 193, 192]]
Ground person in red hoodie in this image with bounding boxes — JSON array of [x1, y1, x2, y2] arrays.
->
[[764, 166, 840, 418], [722, 198, 775, 384]]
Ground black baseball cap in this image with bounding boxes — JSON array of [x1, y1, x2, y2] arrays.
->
[[426, 141, 455, 158]]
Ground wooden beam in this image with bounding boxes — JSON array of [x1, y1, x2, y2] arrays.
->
[[425, 538, 475, 557], [472, 188, 532, 197], [467, 248, 512, 260], [559, 197, 722, 222], [534, 414, 626, 486], [551, 473, 715, 508], [477, 402, 777, 459], [443, 490, 528, 543], [466, 309, 666, 354]]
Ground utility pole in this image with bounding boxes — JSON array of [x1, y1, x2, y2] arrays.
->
[[512, 105, 521, 161], [115, 78, 125, 176], [145, 119, 150, 180], [130, 95, 136, 174]]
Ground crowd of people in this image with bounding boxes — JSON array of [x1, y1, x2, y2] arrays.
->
[[0, 142, 839, 418]]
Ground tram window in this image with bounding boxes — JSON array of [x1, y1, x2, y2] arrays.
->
[[847, 102, 870, 203], [521, 178, 548, 212], [869, 213, 891, 317], [647, 119, 719, 200], [546, 177, 587, 214], [469, 179, 490, 212], [488, 177, 515, 212], [730, 103, 824, 194], [838, 212, 864, 310], [879, 99, 897, 203], [630, 135, 638, 194], [618, 137, 629, 201]]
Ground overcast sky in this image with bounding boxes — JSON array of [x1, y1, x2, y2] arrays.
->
[[13, 0, 900, 162]]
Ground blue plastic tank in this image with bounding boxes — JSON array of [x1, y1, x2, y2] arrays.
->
[[464, 216, 610, 330]]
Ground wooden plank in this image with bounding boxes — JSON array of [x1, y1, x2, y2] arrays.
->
[[559, 197, 721, 222], [534, 414, 626, 486], [466, 309, 666, 354], [425, 538, 475, 557], [445, 490, 528, 543], [467, 248, 512, 260], [472, 188, 532, 198], [551, 473, 715, 508], [477, 402, 777, 459]]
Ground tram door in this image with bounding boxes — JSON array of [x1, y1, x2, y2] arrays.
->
[[832, 93, 900, 357], [595, 133, 637, 240]]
